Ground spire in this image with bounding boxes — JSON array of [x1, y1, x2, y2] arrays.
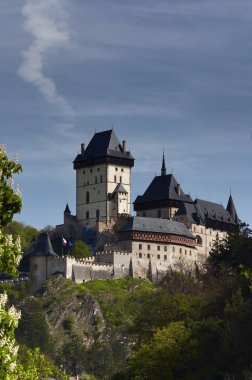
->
[[30, 233, 58, 257], [64, 203, 70, 213], [161, 151, 166, 176], [226, 193, 238, 223]]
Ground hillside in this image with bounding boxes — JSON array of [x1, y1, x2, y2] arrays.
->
[[8, 276, 153, 379]]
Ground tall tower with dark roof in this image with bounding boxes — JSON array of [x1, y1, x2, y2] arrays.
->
[[73, 130, 134, 228]]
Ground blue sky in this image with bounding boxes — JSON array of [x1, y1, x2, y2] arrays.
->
[[1, 0, 251, 229]]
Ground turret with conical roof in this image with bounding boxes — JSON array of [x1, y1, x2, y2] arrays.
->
[[226, 194, 239, 223], [30, 233, 58, 257], [64, 203, 70, 214], [29, 233, 58, 291]]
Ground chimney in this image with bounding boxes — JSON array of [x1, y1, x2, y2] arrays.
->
[[177, 184, 181, 195], [81, 143, 85, 155], [122, 140, 126, 153]]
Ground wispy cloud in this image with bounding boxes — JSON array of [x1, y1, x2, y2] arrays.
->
[[18, 0, 74, 117]]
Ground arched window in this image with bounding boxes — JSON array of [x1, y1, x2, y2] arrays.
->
[[196, 235, 202, 245], [86, 191, 90, 204]]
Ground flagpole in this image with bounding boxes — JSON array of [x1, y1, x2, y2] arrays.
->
[[61, 235, 63, 256]]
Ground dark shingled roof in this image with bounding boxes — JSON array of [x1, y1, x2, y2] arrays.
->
[[64, 203, 70, 213], [175, 202, 206, 225], [195, 199, 235, 224], [134, 174, 192, 205], [118, 216, 195, 239], [74, 130, 134, 168], [226, 194, 238, 223], [29, 233, 58, 257], [114, 183, 128, 194]]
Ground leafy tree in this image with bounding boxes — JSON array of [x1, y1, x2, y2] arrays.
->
[[0, 293, 21, 379], [0, 145, 22, 229], [0, 146, 22, 278], [15, 297, 52, 354], [130, 322, 198, 380], [18, 347, 67, 380], [40, 224, 56, 236], [58, 334, 87, 375], [4, 220, 39, 250], [208, 223, 252, 276], [0, 146, 23, 378], [70, 240, 90, 258]]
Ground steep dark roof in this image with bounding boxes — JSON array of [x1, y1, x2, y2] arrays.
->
[[64, 203, 70, 213], [119, 216, 195, 239], [134, 174, 192, 206], [74, 130, 134, 169], [175, 202, 205, 225], [114, 183, 128, 194], [226, 194, 238, 223], [29, 233, 58, 257], [175, 198, 239, 227], [195, 199, 236, 224]]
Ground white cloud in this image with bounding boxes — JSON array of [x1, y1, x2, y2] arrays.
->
[[18, 0, 74, 117]]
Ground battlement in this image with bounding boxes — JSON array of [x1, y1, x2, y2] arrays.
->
[[96, 250, 130, 256]]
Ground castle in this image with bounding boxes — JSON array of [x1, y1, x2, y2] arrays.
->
[[30, 130, 239, 289]]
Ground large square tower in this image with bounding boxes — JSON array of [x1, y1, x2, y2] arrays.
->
[[73, 130, 134, 228]]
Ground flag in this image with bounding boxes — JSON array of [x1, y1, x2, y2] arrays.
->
[[62, 237, 67, 247], [68, 240, 74, 248]]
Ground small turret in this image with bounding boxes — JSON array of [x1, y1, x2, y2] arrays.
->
[[161, 152, 166, 176], [64, 203, 71, 214], [30, 233, 58, 257], [226, 194, 239, 223]]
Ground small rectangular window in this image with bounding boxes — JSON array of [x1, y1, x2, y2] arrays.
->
[[147, 253, 150, 259], [164, 255, 167, 261], [120, 176, 122, 183], [100, 175, 103, 182], [147, 245, 150, 250], [157, 254, 160, 259], [115, 167, 118, 171], [157, 246, 160, 251], [114, 175, 117, 183], [121, 168, 124, 172], [164, 246, 167, 252], [95, 176, 97, 184], [139, 252, 142, 258], [139, 244, 142, 250]]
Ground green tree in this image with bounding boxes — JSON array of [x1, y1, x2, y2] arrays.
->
[[130, 322, 198, 380], [4, 220, 39, 250], [208, 223, 252, 276], [18, 347, 67, 380], [16, 297, 52, 354], [70, 240, 90, 258], [0, 146, 23, 378], [0, 146, 22, 278]]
